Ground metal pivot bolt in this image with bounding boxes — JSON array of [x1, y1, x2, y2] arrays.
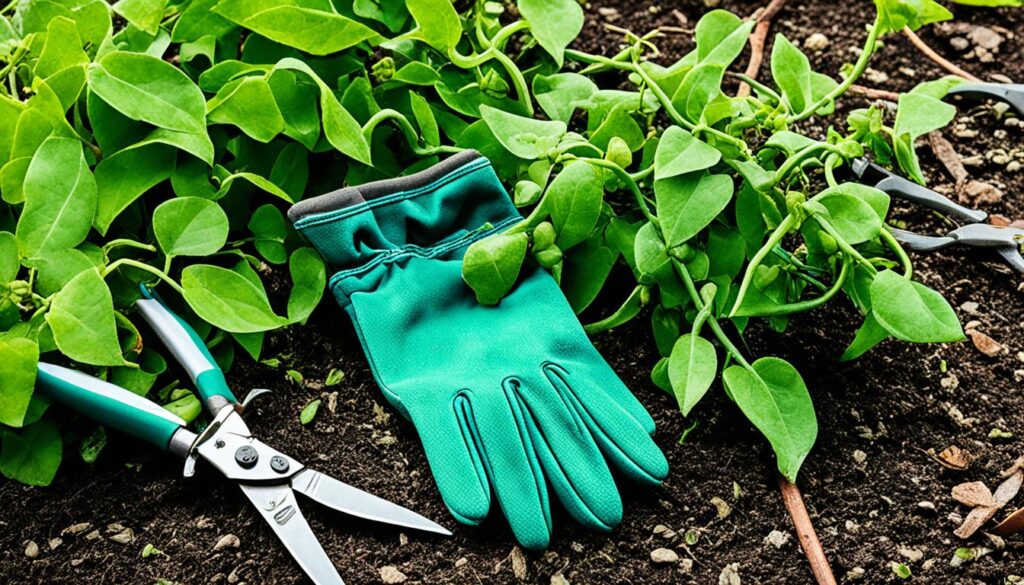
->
[[270, 456, 290, 474], [235, 445, 259, 469]]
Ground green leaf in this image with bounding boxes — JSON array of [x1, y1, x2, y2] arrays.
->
[[808, 190, 883, 245], [590, 104, 645, 152], [325, 368, 345, 386], [672, 63, 725, 123], [409, 92, 440, 147], [182, 264, 288, 333], [207, 77, 285, 143], [286, 247, 326, 323], [561, 241, 616, 313], [722, 357, 817, 481], [840, 312, 890, 361], [462, 232, 528, 305], [171, 0, 236, 43], [874, 0, 952, 35], [0, 231, 19, 282], [46, 268, 126, 366], [213, 0, 380, 55], [655, 172, 733, 248], [34, 17, 89, 80], [770, 34, 813, 115], [695, 10, 754, 67], [407, 0, 462, 52], [300, 398, 321, 425], [93, 143, 176, 235], [1, 419, 62, 486], [163, 389, 202, 423], [518, 0, 584, 66], [548, 161, 604, 249], [533, 73, 597, 123], [88, 51, 208, 135], [18, 0, 111, 53], [895, 92, 957, 139], [153, 197, 229, 257], [654, 126, 722, 180], [668, 333, 717, 416], [112, 0, 169, 36], [16, 137, 97, 259], [479, 104, 566, 160], [272, 58, 372, 165], [869, 270, 965, 342], [0, 338, 39, 427]]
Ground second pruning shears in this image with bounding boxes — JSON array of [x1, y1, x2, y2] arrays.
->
[[850, 157, 1024, 273], [35, 285, 450, 585]]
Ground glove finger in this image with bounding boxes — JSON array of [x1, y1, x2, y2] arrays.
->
[[471, 387, 552, 550], [404, 393, 491, 526], [581, 357, 657, 435], [545, 363, 669, 485], [513, 376, 622, 532]]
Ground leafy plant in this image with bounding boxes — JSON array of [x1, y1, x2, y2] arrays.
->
[[0, 0, 966, 486]]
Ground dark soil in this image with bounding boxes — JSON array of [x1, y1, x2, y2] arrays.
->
[[4, 1, 1024, 584]]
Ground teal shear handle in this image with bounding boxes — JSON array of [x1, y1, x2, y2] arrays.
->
[[135, 285, 237, 412], [37, 363, 197, 456]]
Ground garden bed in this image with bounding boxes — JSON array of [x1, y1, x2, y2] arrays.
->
[[3, 0, 1024, 584]]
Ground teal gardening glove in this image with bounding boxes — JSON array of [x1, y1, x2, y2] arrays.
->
[[289, 151, 668, 549]]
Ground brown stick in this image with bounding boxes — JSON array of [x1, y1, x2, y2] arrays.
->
[[902, 27, 982, 82], [847, 84, 900, 102], [778, 476, 837, 585], [737, 0, 791, 97]]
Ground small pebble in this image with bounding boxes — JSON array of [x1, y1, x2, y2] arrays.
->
[[48, 538, 62, 551], [853, 450, 868, 464], [650, 547, 679, 564], [213, 534, 240, 551], [950, 37, 970, 51], [455, 557, 468, 568], [379, 565, 408, 584], [960, 301, 980, 315], [804, 33, 830, 52], [719, 562, 741, 585], [764, 530, 790, 549], [918, 501, 937, 513], [24, 540, 39, 558], [110, 528, 134, 544], [898, 545, 924, 563], [550, 573, 570, 585], [846, 566, 866, 580], [62, 523, 91, 536]]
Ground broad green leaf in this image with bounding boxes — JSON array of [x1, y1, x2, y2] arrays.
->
[[113, 0, 169, 35], [407, 0, 462, 52], [462, 232, 528, 305], [548, 161, 604, 249], [840, 312, 890, 361], [0, 338, 39, 427], [0, 232, 18, 282], [46, 268, 126, 366], [672, 63, 725, 123], [268, 69, 321, 150], [0, 419, 62, 486], [88, 51, 208, 135], [163, 389, 201, 423], [518, 0, 584, 66], [479, 104, 567, 160], [634, 222, 687, 307], [300, 398, 321, 424], [410, 92, 439, 147], [249, 203, 287, 263], [561, 241, 616, 313], [894, 92, 957, 139], [16, 137, 97, 259], [213, 0, 380, 55], [182, 264, 289, 333], [34, 17, 89, 79], [153, 197, 229, 257], [655, 172, 733, 248], [17, 0, 111, 53], [391, 61, 441, 86], [272, 58, 372, 165], [216, 171, 293, 203], [286, 247, 326, 323], [722, 357, 817, 481], [870, 270, 965, 342], [533, 73, 597, 123], [28, 248, 97, 296], [207, 76, 285, 143], [590, 104, 645, 152], [654, 126, 721, 180], [874, 0, 952, 35], [808, 190, 883, 245], [94, 142, 176, 234], [706, 225, 746, 279], [171, 0, 236, 43], [668, 333, 717, 416], [695, 10, 755, 67], [770, 34, 813, 115]]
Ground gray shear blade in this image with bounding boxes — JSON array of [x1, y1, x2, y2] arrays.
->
[[291, 468, 452, 536], [239, 483, 345, 585]]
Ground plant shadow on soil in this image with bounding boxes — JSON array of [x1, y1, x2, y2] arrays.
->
[[3, 1, 1024, 583]]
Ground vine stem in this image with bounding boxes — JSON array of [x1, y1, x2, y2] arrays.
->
[[901, 26, 981, 82], [102, 259, 184, 295], [674, 258, 752, 370], [789, 14, 882, 123], [738, 255, 849, 317], [880, 228, 913, 279], [813, 215, 879, 275], [361, 109, 462, 157], [778, 476, 838, 585], [730, 213, 798, 317], [564, 155, 660, 227]]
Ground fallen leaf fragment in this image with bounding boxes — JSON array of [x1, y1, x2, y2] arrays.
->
[[967, 329, 1003, 357], [952, 481, 997, 508], [992, 507, 1024, 536], [930, 445, 973, 470], [953, 463, 1024, 538], [510, 546, 528, 581]]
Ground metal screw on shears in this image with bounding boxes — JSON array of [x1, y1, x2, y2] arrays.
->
[[271, 456, 290, 474], [235, 445, 259, 469]]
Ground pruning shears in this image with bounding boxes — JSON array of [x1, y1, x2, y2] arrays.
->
[[35, 285, 451, 585], [850, 157, 1024, 272], [946, 82, 1024, 116]]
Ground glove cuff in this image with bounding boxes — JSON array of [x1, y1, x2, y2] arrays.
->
[[288, 150, 520, 273]]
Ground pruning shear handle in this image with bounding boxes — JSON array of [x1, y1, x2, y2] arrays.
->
[[135, 285, 238, 413], [36, 363, 196, 457]]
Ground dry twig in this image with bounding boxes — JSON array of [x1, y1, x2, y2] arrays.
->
[[847, 84, 900, 103], [902, 27, 981, 82], [737, 0, 791, 97], [778, 476, 837, 585]]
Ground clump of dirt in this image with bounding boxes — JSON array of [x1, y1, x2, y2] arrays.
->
[[3, 1, 1024, 584]]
